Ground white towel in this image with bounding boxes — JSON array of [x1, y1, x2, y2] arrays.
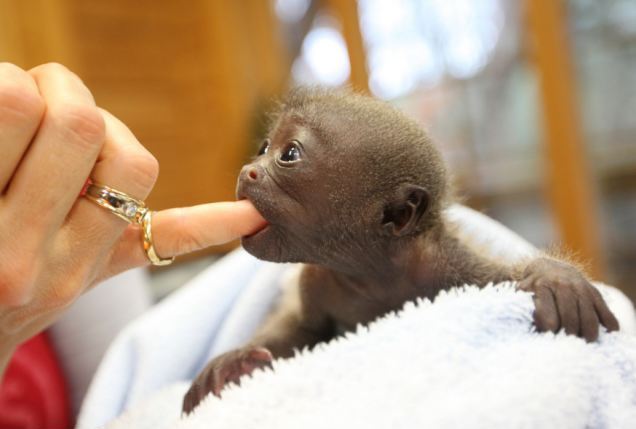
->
[[77, 205, 636, 428], [104, 282, 636, 429]]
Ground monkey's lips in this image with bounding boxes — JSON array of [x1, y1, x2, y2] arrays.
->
[[243, 223, 270, 239], [236, 177, 286, 257], [237, 196, 273, 239]]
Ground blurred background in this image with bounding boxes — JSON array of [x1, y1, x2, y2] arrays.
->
[[2, 1, 636, 423], [1, 0, 635, 299]]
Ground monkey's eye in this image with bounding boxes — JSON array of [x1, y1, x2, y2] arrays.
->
[[279, 141, 302, 163], [257, 139, 270, 156]]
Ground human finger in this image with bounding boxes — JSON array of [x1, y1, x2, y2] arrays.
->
[[105, 200, 267, 275], [62, 109, 159, 271], [5, 63, 105, 239], [0, 63, 45, 192], [152, 201, 268, 254]]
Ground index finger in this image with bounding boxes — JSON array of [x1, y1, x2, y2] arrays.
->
[[154, 200, 269, 255], [104, 200, 267, 276]]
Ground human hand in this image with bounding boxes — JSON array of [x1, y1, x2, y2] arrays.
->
[[0, 63, 267, 366]]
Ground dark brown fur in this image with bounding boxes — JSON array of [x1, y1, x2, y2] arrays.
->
[[182, 87, 619, 414]]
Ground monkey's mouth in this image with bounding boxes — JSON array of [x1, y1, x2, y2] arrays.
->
[[237, 195, 273, 239], [244, 223, 270, 239]]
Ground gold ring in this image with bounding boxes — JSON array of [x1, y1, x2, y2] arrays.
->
[[85, 182, 147, 224], [84, 182, 174, 266], [141, 210, 174, 266]]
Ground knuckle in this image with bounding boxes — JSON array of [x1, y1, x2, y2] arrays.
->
[[112, 150, 159, 192], [37, 62, 71, 75], [533, 277, 550, 290], [574, 280, 594, 293], [127, 152, 160, 189], [552, 277, 568, 288], [0, 62, 25, 75], [35, 62, 82, 83], [0, 66, 45, 123], [55, 102, 106, 147], [0, 261, 36, 306], [47, 281, 82, 309], [0, 62, 30, 84], [517, 279, 534, 292]]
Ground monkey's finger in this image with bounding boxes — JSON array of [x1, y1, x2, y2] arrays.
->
[[199, 362, 227, 398], [184, 367, 219, 415], [225, 359, 246, 388], [578, 289, 600, 342], [213, 362, 241, 397], [531, 284, 560, 333], [243, 346, 273, 362], [242, 348, 274, 374], [182, 384, 202, 415], [588, 286, 620, 332], [102, 200, 268, 278], [554, 285, 580, 336]]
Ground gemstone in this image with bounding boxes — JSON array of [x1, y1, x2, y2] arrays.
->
[[122, 202, 138, 218]]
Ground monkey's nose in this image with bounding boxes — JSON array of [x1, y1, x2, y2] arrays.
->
[[241, 165, 263, 182]]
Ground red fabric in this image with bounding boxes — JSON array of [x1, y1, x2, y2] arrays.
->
[[0, 333, 71, 429]]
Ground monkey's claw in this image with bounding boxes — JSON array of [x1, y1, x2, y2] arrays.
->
[[518, 258, 619, 342], [182, 346, 273, 415]]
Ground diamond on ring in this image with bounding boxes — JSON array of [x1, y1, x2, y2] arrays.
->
[[123, 201, 139, 218], [84, 183, 147, 224], [83, 181, 174, 266]]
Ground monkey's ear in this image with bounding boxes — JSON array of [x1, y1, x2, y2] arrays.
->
[[381, 185, 430, 237]]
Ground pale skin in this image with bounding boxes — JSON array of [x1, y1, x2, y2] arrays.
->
[[0, 62, 267, 377]]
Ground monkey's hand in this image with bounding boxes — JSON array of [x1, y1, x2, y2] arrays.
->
[[182, 346, 273, 415], [517, 258, 619, 342]]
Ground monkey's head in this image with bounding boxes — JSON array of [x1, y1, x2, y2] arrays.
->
[[237, 87, 448, 274]]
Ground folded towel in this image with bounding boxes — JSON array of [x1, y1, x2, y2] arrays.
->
[[77, 205, 636, 429], [105, 282, 636, 429]]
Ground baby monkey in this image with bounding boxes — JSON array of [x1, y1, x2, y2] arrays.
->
[[182, 87, 619, 414]]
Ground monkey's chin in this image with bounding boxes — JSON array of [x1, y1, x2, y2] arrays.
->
[[241, 225, 279, 261], [241, 225, 297, 263]]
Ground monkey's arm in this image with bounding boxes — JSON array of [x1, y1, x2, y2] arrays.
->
[[246, 273, 333, 358], [183, 266, 332, 414]]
